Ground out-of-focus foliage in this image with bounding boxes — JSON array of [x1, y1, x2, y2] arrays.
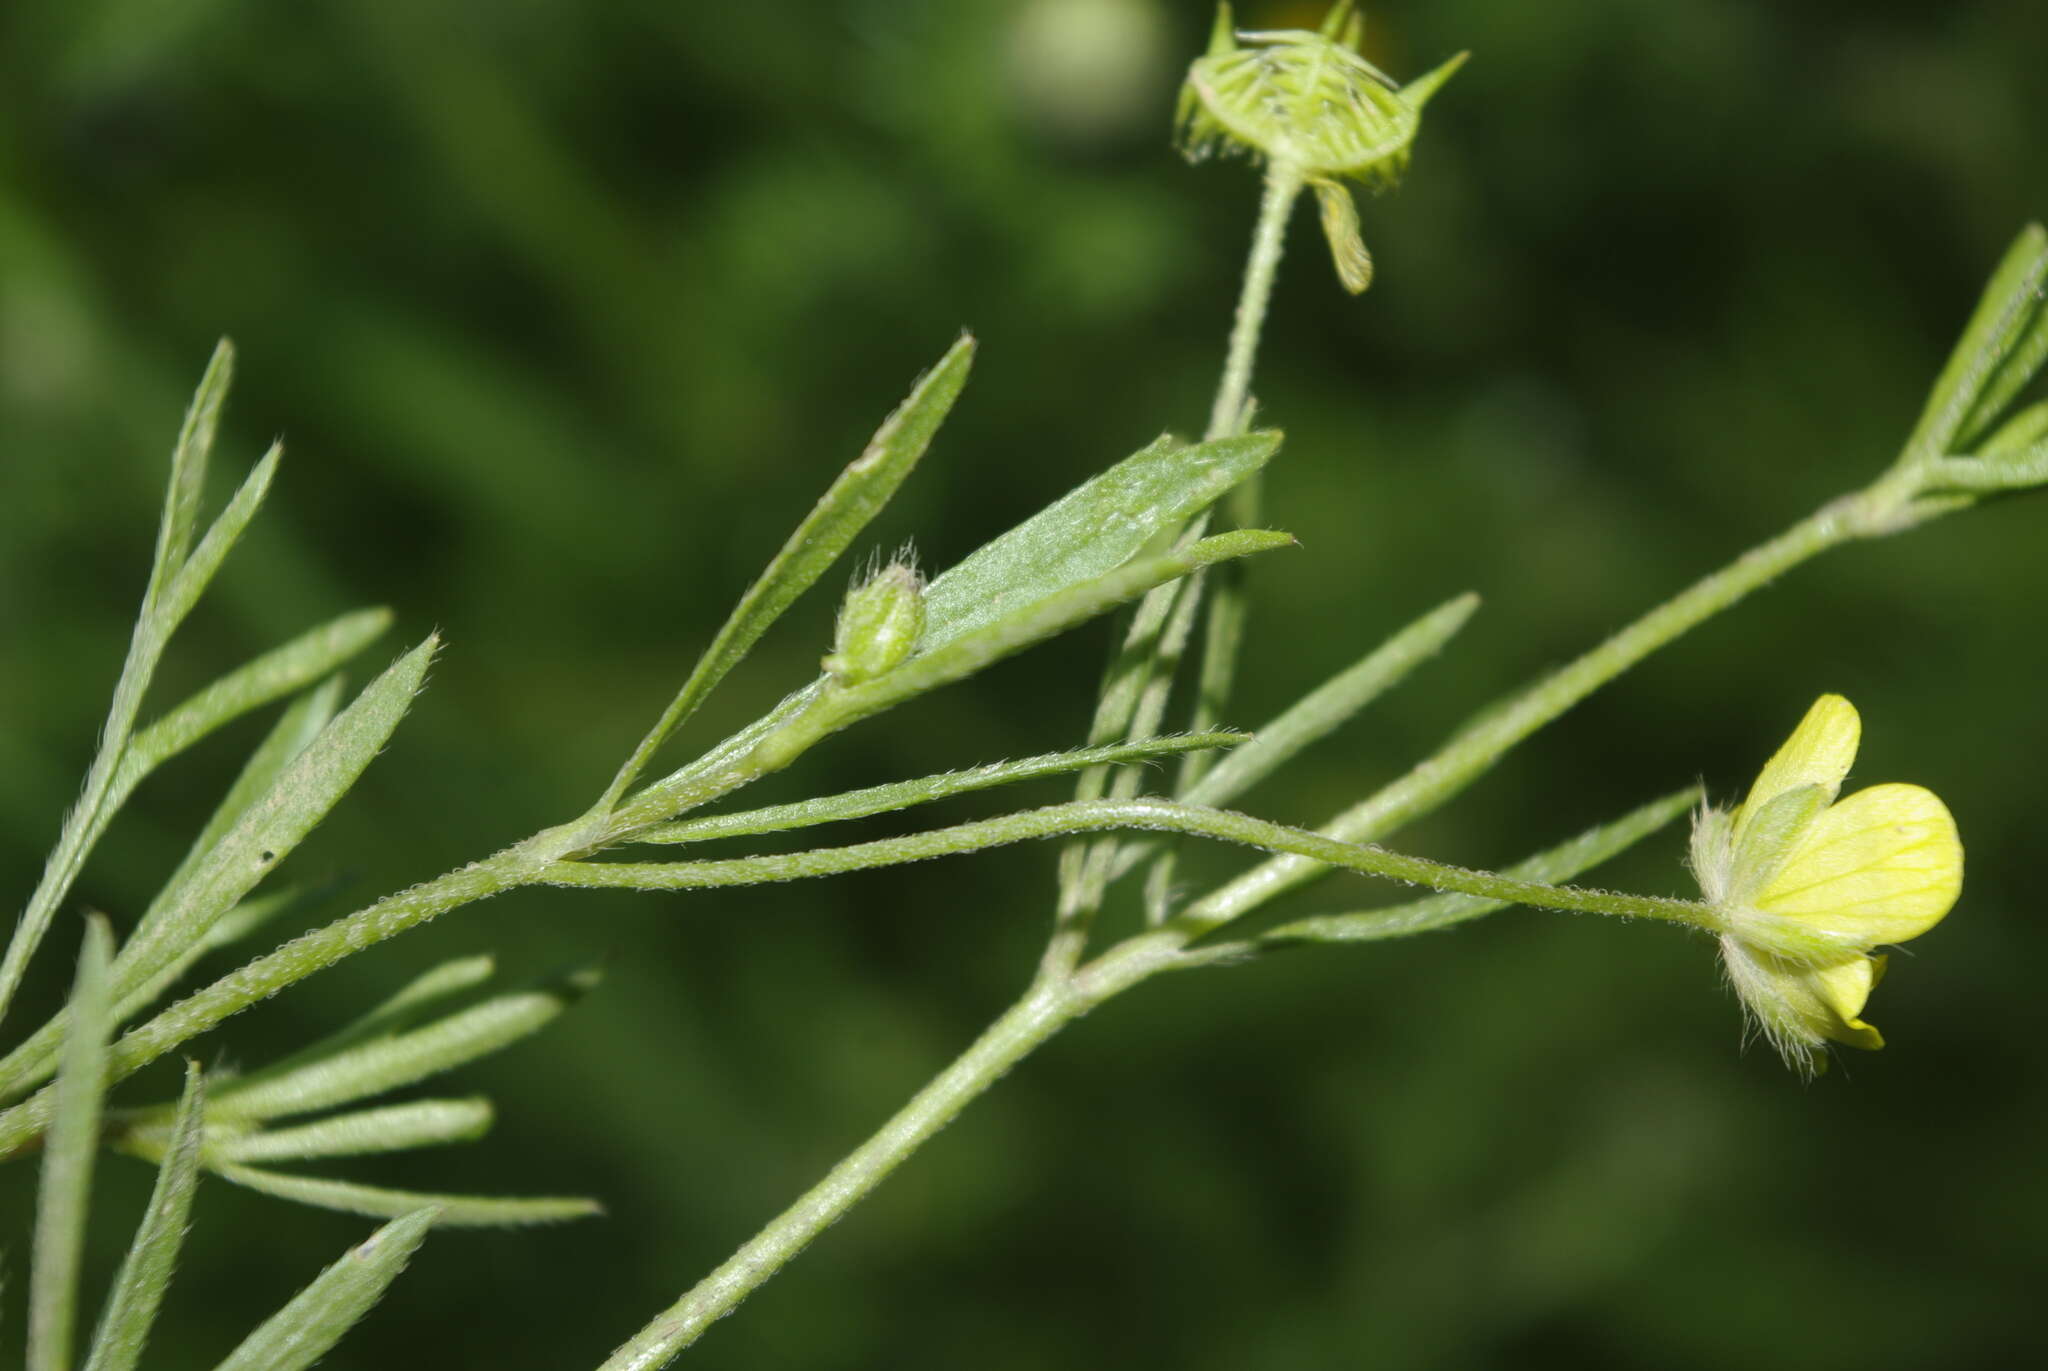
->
[[2, 1, 2044, 1366]]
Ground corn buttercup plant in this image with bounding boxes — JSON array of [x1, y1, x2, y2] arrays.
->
[[5, 3, 2045, 1365]]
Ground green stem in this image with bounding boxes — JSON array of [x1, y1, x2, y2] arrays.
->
[[1041, 569, 1204, 981], [588, 761, 1707, 1368], [1207, 162, 1303, 444], [593, 936, 1177, 1371], [542, 799, 1704, 927], [1115, 162, 1305, 948], [1182, 489, 1888, 928], [0, 797, 1697, 1159], [0, 850, 542, 1158], [1175, 161, 1307, 873]]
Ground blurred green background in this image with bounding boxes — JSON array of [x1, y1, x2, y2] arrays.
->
[[4, 0, 2046, 1366]]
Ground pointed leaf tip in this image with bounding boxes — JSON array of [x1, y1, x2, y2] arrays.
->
[[603, 333, 973, 805], [82, 1062, 206, 1371], [29, 916, 116, 1371], [208, 1208, 436, 1371]]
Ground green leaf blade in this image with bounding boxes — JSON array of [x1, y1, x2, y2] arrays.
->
[[619, 432, 1279, 827], [216, 1168, 600, 1228], [0, 349, 255, 1031], [635, 732, 1249, 844], [604, 335, 976, 805], [148, 338, 235, 608], [1910, 223, 2048, 458], [1185, 591, 1480, 809], [158, 442, 281, 635], [83, 1063, 208, 1371], [209, 969, 595, 1122], [745, 529, 1293, 775], [920, 430, 1281, 650], [111, 637, 439, 1004], [110, 610, 393, 810], [211, 1098, 494, 1163], [0, 684, 354, 1106], [206, 1207, 436, 1371], [29, 917, 115, 1371], [214, 955, 498, 1101]]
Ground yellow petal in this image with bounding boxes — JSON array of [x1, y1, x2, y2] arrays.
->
[[1721, 940, 1886, 1073], [1756, 782, 1962, 945], [1730, 695, 1860, 853], [1808, 955, 1885, 1050]]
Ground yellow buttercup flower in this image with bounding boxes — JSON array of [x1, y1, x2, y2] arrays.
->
[[1688, 694, 1962, 1076]]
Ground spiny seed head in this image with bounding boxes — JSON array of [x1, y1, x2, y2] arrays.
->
[[1175, 3, 1466, 294], [1175, 2, 1465, 188]]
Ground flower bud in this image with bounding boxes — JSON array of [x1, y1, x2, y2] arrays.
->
[[823, 562, 926, 684]]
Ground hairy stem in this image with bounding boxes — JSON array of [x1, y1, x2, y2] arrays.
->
[[594, 935, 1178, 1370], [1057, 162, 1304, 971], [1207, 162, 1303, 444], [1184, 488, 1895, 927], [541, 799, 1707, 929], [0, 851, 541, 1157]]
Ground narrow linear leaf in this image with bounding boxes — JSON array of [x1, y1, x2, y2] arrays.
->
[[211, 1098, 493, 1163], [622, 529, 1291, 827], [110, 637, 439, 1004], [96, 953, 493, 1145], [605, 335, 975, 805], [1957, 231, 2048, 452], [0, 352, 250, 1029], [168, 679, 349, 880], [0, 883, 332, 1110], [1124, 593, 1480, 919], [83, 1063, 207, 1371], [1187, 592, 1479, 809], [108, 610, 392, 813], [158, 442, 281, 636], [206, 1207, 436, 1371], [1261, 786, 1701, 944], [619, 433, 1278, 824], [215, 1168, 599, 1228], [210, 969, 596, 1122], [634, 732, 1248, 844], [213, 956, 498, 1104], [1910, 223, 2048, 457], [148, 338, 235, 606], [920, 429, 1282, 648], [0, 684, 349, 1105], [29, 917, 115, 1371]]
